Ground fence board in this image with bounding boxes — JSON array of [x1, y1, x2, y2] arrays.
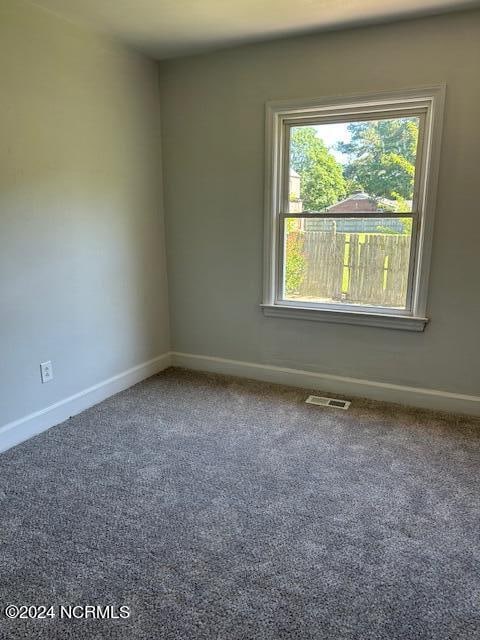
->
[[296, 231, 411, 308]]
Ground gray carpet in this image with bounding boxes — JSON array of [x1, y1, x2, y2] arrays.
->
[[1, 368, 479, 639]]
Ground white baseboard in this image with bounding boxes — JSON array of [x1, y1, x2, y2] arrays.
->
[[0, 353, 172, 454], [171, 352, 480, 417]]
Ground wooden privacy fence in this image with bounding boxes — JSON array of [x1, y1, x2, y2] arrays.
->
[[292, 230, 411, 307]]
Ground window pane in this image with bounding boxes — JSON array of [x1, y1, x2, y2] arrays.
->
[[288, 116, 420, 214], [283, 217, 412, 309]]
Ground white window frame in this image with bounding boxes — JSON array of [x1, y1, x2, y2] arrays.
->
[[262, 85, 446, 331]]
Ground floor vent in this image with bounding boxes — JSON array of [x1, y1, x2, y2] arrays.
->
[[306, 395, 351, 410]]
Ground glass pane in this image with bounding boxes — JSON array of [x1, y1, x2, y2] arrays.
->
[[288, 116, 420, 214], [283, 217, 413, 309]]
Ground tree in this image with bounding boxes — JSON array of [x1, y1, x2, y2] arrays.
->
[[290, 127, 346, 211], [338, 118, 419, 203], [284, 220, 305, 295]]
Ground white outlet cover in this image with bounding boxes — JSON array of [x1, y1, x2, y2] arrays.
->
[[40, 361, 53, 383]]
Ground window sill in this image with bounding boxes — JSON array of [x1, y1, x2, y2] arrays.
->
[[261, 304, 429, 332]]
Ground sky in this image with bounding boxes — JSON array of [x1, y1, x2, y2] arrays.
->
[[312, 122, 351, 164]]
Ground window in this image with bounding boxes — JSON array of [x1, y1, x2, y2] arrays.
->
[[262, 86, 445, 331]]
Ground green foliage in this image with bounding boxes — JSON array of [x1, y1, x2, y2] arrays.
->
[[376, 192, 412, 235], [290, 127, 346, 211], [337, 118, 419, 202], [374, 223, 411, 235], [400, 217, 413, 235], [285, 220, 306, 295], [389, 192, 411, 213]]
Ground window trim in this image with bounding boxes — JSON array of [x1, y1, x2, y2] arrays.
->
[[262, 85, 446, 331]]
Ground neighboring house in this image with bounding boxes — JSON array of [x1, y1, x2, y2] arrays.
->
[[305, 191, 407, 233], [289, 170, 409, 234], [289, 169, 303, 213], [327, 191, 381, 214]]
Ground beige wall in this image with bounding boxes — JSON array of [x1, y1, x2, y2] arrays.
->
[[0, 0, 169, 425], [159, 10, 480, 397]]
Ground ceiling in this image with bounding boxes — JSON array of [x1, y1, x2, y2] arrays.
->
[[31, 0, 480, 59]]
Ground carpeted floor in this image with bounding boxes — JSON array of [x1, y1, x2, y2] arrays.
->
[[0, 368, 479, 639]]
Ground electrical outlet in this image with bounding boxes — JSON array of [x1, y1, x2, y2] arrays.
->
[[40, 361, 53, 383]]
